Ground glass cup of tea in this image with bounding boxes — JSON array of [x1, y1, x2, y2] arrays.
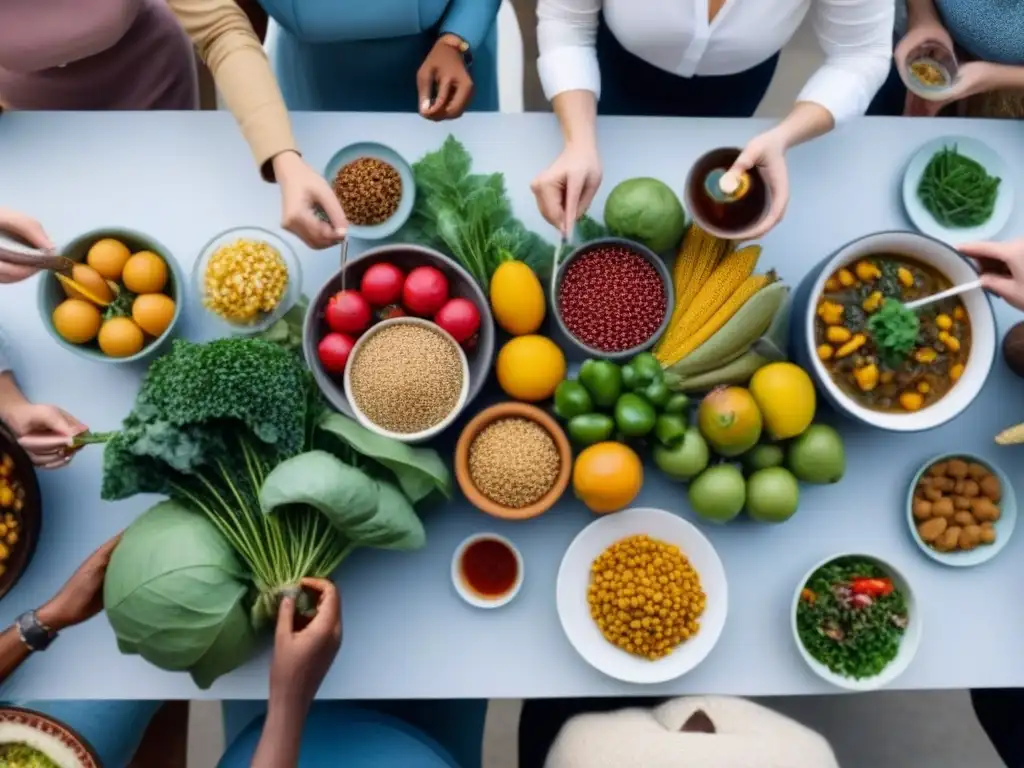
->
[[683, 147, 770, 240], [901, 41, 959, 101]]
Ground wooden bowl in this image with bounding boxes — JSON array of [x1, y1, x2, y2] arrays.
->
[[455, 403, 572, 521]]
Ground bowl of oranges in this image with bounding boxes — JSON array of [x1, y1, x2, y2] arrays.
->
[[37, 228, 183, 363]]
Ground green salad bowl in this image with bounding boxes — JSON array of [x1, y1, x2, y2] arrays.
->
[[36, 227, 185, 365]]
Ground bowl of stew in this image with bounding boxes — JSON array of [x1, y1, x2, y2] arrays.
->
[[789, 231, 996, 432]]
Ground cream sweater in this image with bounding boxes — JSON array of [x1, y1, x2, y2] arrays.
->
[[546, 696, 841, 768]]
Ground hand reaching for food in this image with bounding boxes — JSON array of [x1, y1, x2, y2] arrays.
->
[[0, 207, 54, 283], [531, 142, 603, 236], [960, 239, 1024, 311], [0, 375, 87, 468], [38, 533, 122, 631], [725, 130, 790, 239], [273, 151, 348, 250]]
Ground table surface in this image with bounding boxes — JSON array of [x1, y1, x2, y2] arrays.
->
[[0, 112, 1022, 701]]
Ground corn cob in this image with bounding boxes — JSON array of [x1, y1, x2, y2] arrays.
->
[[995, 423, 1024, 445], [669, 226, 731, 325]]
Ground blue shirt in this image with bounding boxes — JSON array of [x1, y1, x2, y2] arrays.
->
[[935, 0, 1024, 65]]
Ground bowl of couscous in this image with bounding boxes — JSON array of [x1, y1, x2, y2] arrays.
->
[[192, 226, 302, 334]]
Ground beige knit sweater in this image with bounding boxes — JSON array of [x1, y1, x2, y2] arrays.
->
[[545, 696, 841, 768]]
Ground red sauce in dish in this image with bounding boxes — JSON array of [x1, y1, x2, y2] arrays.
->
[[460, 538, 518, 598]]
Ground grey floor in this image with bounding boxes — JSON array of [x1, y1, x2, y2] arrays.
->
[[185, 6, 1009, 767]]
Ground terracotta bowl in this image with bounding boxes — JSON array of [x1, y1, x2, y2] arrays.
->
[[455, 403, 572, 521]]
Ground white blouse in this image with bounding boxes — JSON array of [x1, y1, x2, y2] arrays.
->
[[537, 0, 895, 124]]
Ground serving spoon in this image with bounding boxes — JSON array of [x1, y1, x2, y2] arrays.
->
[[904, 278, 983, 311], [0, 233, 74, 274]]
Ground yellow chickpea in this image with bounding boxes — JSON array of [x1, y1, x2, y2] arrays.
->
[[837, 268, 857, 287], [826, 326, 851, 344], [897, 267, 915, 288], [938, 332, 960, 353], [936, 314, 953, 330], [953, 306, 966, 321], [914, 347, 937, 364], [950, 363, 965, 381], [900, 391, 924, 411]]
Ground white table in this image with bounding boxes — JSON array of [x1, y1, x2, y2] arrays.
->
[[0, 112, 1021, 700]]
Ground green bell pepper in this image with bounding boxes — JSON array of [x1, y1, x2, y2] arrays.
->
[[553, 380, 594, 420], [622, 352, 663, 391], [639, 379, 671, 409], [613, 393, 657, 437], [567, 413, 616, 446], [664, 393, 691, 415], [579, 359, 622, 408], [654, 413, 687, 448]]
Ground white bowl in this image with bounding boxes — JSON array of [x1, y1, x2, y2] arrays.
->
[[791, 553, 921, 692], [451, 533, 524, 609], [556, 507, 728, 685], [802, 231, 996, 432], [342, 317, 470, 444]]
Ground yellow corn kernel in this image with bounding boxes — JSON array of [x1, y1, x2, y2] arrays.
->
[[900, 391, 924, 411], [669, 225, 732, 326], [837, 268, 856, 287], [936, 314, 953, 330], [855, 261, 881, 282], [917, 381, 931, 394], [854, 364, 879, 392], [914, 347, 937, 364], [951, 363, 965, 381], [897, 267, 915, 288], [939, 332, 960, 353], [7, 532, 17, 546], [880, 370, 895, 384], [953, 306, 966, 321], [836, 334, 867, 358], [817, 344, 834, 361], [826, 326, 851, 344], [862, 291, 884, 313], [824, 277, 840, 292], [818, 301, 844, 325]]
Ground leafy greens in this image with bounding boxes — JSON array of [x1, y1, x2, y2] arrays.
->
[[867, 298, 921, 368]]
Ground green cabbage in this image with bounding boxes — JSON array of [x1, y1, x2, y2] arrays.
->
[[104, 500, 256, 689], [604, 177, 687, 254]]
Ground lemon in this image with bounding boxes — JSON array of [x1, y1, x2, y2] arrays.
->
[[490, 260, 545, 335], [495, 335, 566, 402], [749, 362, 816, 439], [572, 442, 643, 514]]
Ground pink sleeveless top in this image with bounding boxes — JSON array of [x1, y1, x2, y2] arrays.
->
[[0, 0, 198, 110]]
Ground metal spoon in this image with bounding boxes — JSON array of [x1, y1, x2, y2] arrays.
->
[[904, 278, 983, 311]]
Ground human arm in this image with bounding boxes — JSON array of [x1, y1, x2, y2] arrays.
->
[[251, 578, 342, 768], [0, 535, 120, 684], [439, 0, 501, 59], [167, 0, 347, 247]]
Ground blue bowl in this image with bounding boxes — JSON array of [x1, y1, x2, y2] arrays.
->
[[37, 228, 184, 365], [788, 230, 996, 432], [322, 142, 415, 240]]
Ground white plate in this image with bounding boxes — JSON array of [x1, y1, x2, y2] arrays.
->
[[902, 136, 1014, 246], [791, 553, 921, 692], [556, 507, 728, 684]]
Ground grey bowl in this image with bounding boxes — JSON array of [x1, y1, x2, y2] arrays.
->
[[303, 243, 495, 420], [37, 227, 184, 364], [552, 236, 674, 361], [322, 142, 415, 240]]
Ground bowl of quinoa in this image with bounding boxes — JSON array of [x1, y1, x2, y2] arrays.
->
[[455, 402, 572, 520], [344, 317, 470, 443], [323, 142, 415, 240], [553, 237, 673, 361]]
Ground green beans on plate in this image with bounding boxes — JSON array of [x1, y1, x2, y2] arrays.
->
[[917, 144, 1001, 229], [795, 556, 909, 680]]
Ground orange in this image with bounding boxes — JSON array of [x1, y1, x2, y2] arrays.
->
[[697, 386, 763, 457], [122, 251, 168, 294], [52, 299, 102, 344], [495, 335, 566, 402], [86, 238, 132, 281], [98, 317, 144, 358], [59, 264, 114, 305], [572, 442, 643, 514], [132, 293, 176, 337]]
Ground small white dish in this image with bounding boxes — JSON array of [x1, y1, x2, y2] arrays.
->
[[556, 507, 728, 685], [792, 553, 921, 692], [902, 136, 1014, 246], [343, 317, 470, 444], [451, 533, 523, 609], [906, 453, 1017, 567]]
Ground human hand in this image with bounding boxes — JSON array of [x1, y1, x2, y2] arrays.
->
[[417, 36, 474, 120], [270, 578, 342, 713], [273, 151, 348, 250], [959, 239, 1024, 311], [38, 534, 122, 631], [531, 142, 603, 236], [0, 207, 54, 283], [723, 128, 790, 239], [1, 398, 86, 469]]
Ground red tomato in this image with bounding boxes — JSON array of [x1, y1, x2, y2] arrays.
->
[[402, 266, 449, 316], [434, 297, 481, 345], [317, 332, 355, 374], [325, 290, 371, 334], [360, 262, 405, 307]]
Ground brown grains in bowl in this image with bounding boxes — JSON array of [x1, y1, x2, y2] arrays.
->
[[468, 418, 561, 508], [333, 157, 402, 226], [350, 324, 463, 434]]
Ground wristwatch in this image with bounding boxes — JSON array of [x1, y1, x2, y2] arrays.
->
[[439, 33, 472, 67], [16, 610, 57, 652]]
